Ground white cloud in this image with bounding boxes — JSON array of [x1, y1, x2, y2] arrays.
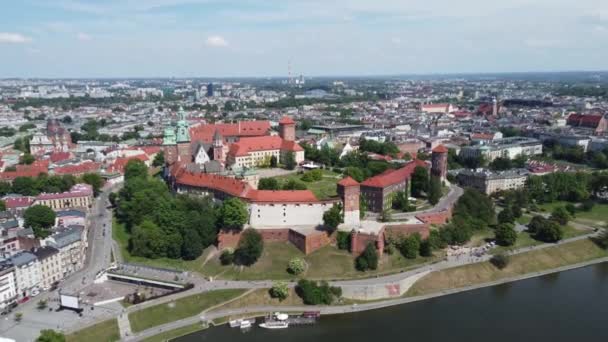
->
[[0, 32, 32, 44], [205, 35, 228, 47], [77, 32, 92, 41]]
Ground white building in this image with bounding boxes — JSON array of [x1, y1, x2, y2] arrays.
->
[[9, 251, 41, 298], [460, 137, 543, 162], [46, 226, 86, 277], [0, 263, 17, 310]]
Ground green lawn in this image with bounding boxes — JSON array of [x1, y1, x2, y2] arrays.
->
[[66, 319, 120, 342], [199, 242, 439, 281], [128, 289, 245, 333], [408, 238, 608, 297], [141, 323, 206, 342], [274, 169, 341, 200], [516, 214, 532, 225]]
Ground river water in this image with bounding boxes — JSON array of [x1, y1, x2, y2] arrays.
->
[[177, 263, 608, 342]]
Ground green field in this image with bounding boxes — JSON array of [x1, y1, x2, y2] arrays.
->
[[199, 242, 439, 281], [66, 319, 120, 342], [408, 238, 608, 297], [128, 289, 245, 333], [274, 169, 341, 200]]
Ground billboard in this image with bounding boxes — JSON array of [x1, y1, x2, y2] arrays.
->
[[60, 294, 80, 310]]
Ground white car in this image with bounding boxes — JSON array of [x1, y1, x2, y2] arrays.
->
[[30, 289, 40, 297]]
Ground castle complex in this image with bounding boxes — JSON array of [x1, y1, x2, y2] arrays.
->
[[162, 111, 450, 255]]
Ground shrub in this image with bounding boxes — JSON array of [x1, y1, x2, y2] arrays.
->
[[490, 253, 510, 270], [336, 231, 351, 250], [287, 258, 307, 275], [495, 223, 517, 246], [234, 230, 264, 266], [355, 243, 378, 271], [269, 282, 289, 301], [296, 279, 341, 305]]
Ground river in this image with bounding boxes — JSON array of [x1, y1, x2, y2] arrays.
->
[[176, 263, 608, 342]]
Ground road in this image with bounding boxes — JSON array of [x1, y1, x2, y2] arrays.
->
[[391, 184, 463, 220]]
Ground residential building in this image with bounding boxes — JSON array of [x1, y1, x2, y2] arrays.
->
[[46, 226, 86, 276], [9, 251, 41, 298], [33, 184, 93, 211], [457, 168, 529, 195], [566, 113, 608, 134], [32, 246, 62, 290], [0, 263, 16, 310], [459, 137, 542, 162]]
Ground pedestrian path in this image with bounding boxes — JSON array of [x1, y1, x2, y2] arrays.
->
[[118, 312, 133, 339]]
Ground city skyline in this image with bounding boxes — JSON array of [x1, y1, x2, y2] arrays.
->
[[1, 0, 608, 78]]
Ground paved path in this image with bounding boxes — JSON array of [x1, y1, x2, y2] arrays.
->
[[118, 312, 133, 339]]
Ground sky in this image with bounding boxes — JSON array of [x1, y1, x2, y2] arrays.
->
[[0, 0, 607, 78]]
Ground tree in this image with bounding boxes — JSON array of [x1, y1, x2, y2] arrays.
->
[[124, 159, 148, 181], [359, 195, 367, 219], [550, 206, 571, 225], [592, 230, 608, 250], [296, 279, 341, 305], [284, 151, 296, 170], [234, 229, 264, 266], [419, 239, 433, 257], [323, 204, 343, 232], [356, 242, 379, 271], [282, 179, 307, 190], [36, 329, 66, 342], [258, 178, 280, 190], [497, 206, 515, 224], [220, 250, 234, 265], [19, 153, 35, 165], [392, 190, 413, 212], [336, 231, 351, 250], [81, 173, 103, 196], [527, 215, 547, 234], [427, 176, 442, 205], [14, 312, 22, 323], [181, 227, 203, 260], [565, 203, 577, 217], [287, 258, 307, 275], [495, 223, 517, 246], [219, 198, 248, 230], [36, 299, 47, 310], [270, 155, 278, 168], [399, 234, 421, 259], [24, 205, 56, 238], [490, 254, 510, 270], [410, 166, 429, 197], [510, 204, 523, 219], [535, 220, 563, 242], [152, 151, 165, 167], [130, 220, 167, 258], [0, 182, 11, 196], [269, 281, 289, 301], [0, 200, 5, 212]]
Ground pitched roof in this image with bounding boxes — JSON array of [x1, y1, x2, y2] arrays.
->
[[228, 136, 302, 157], [279, 116, 295, 125], [3, 196, 34, 209], [53, 161, 101, 175], [361, 159, 428, 188], [432, 145, 449, 153], [338, 176, 359, 187], [190, 121, 271, 143], [247, 189, 318, 203], [174, 169, 252, 198]]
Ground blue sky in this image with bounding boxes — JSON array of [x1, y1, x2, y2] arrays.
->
[[1, 0, 607, 78]]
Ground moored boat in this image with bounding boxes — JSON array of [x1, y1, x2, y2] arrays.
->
[[259, 321, 289, 329]]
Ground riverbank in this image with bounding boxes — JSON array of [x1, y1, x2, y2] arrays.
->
[[133, 238, 608, 341]]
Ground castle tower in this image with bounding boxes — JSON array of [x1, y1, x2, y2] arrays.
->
[[431, 145, 448, 182], [278, 116, 296, 142], [162, 126, 178, 165], [337, 176, 360, 227], [213, 129, 224, 162], [175, 107, 192, 161]]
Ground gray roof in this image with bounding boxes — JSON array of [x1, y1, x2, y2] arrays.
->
[[56, 209, 86, 218], [32, 246, 59, 260], [50, 226, 83, 249], [10, 251, 37, 266]]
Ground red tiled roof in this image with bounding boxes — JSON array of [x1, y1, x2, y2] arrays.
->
[[53, 161, 101, 175], [190, 121, 271, 143], [247, 189, 318, 203], [422, 103, 449, 109], [108, 155, 149, 173], [0, 163, 48, 181], [567, 113, 604, 128], [279, 116, 295, 125], [338, 176, 359, 187], [3, 196, 34, 209], [470, 133, 494, 140], [361, 159, 427, 188], [229, 136, 302, 157], [432, 145, 448, 153], [50, 152, 72, 163], [174, 169, 251, 198]]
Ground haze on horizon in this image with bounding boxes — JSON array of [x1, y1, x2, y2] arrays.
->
[[1, 0, 607, 78]]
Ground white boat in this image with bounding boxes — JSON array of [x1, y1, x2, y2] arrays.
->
[[259, 321, 289, 329], [229, 319, 243, 328], [240, 321, 252, 329], [275, 313, 289, 321]]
